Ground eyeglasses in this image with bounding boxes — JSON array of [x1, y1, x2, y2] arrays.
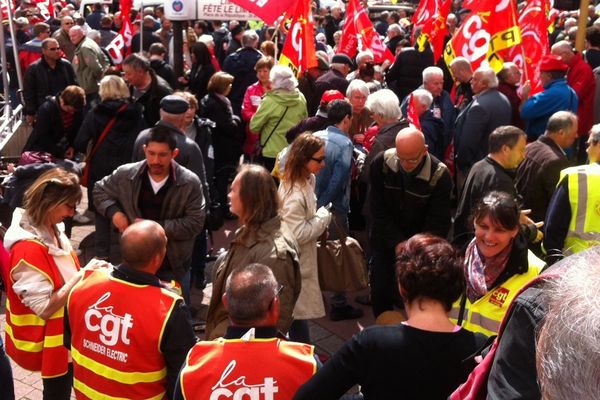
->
[[269, 284, 284, 309], [311, 156, 326, 163], [48, 47, 60, 51], [397, 150, 424, 165]]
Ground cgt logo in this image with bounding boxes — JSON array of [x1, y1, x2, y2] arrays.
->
[[489, 287, 510, 308], [210, 360, 278, 399], [84, 292, 133, 346]]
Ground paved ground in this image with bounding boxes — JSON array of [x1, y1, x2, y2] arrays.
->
[[0, 200, 379, 399]]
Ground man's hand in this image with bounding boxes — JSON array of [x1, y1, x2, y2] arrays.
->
[[112, 211, 130, 233], [521, 81, 532, 99], [25, 115, 36, 125]]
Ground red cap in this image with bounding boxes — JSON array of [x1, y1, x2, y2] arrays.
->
[[320, 90, 346, 108], [539, 54, 568, 72]]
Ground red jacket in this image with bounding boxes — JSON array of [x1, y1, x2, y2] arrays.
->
[[567, 53, 596, 136], [241, 81, 268, 155]]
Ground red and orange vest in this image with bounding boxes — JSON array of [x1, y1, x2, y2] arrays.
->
[[179, 337, 316, 399], [67, 268, 180, 399], [4, 239, 79, 378]]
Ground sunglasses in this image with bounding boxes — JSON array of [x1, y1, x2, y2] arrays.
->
[[47, 47, 60, 51]]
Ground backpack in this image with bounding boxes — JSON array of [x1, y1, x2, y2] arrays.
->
[[449, 272, 559, 400]]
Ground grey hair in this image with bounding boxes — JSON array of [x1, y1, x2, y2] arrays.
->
[[86, 29, 100, 41], [365, 89, 401, 120], [475, 66, 499, 88], [589, 124, 600, 143], [270, 65, 297, 91], [412, 88, 433, 108], [546, 111, 577, 135], [422, 66, 443, 82], [346, 79, 370, 98], [242, 29, 259, 48], [537, 247, 600, 400], [387, 23, 403, 35], [355, 50, 374, 65], [225, 263, 279, 323]]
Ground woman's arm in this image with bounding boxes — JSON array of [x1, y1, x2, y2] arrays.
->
[[280, 186, 331, 245]]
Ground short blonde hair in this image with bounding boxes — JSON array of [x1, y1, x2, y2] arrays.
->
[[174, 90, 199, 110], [99, 75, 130, 101], [24, 168, 81, 228]]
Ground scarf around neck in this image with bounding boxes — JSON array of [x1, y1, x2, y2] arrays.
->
[[464, 237, 513, 302]]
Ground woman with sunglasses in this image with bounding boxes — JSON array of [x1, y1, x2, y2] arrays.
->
[[450, 191, 545, 337], [278, 133, 332, 343], [2, 168, 87, 399]]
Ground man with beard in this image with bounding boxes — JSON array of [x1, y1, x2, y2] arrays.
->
[[94, 126, 206, 305]]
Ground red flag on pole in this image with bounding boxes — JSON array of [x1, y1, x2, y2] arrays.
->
[[229, 0, 298, 25], [106, 0, 133, 65], [338, 0, 394, 64], [443, 0, 521, 72], [0, 0, 14, 22], [414, 0, 452, 62], [279, 0, 317, 76], [506, 0, 550, 96], [406, 93, 421, 130]]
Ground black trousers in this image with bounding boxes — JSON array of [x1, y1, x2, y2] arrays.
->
[[43, 363, 73, 400]]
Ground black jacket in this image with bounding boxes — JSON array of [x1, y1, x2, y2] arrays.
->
[[132, 70, 173, 127], [386, 46, 434, 101], [222, 47, 263, 116], [187, 62, 215, 105], [130, 28, 162, 53], [24, 95, 83, 158], [150, 59, 177, 89], [368, 151, 452, 250], [74, 99, 146, 209], [199, 93, 243, 165], [22, 57, 77, 116]]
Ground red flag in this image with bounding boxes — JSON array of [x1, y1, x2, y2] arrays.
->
[[406, 94, 421, 130], [0, 0, 14, 22], [32, 0, 52, 20], [415, 0, 452, 62], [106, 0, 133, 65], [338, 0, 394, 64], [279, 0, 316, 76], [444, 0, 521, 72], [506, 0, 550, 96], [228, 0, 297, 25]]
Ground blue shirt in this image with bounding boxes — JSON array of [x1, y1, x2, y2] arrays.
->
[[314, 126, 353, 215], [521, 79, 578, 140]]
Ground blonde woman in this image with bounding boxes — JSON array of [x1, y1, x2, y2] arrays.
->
[[278, 133, 331, 343], [74, 75, 146, 260]]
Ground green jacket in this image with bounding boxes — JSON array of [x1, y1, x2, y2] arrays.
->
[[73, 37, 109, 94], [250, 88, 307, 158]]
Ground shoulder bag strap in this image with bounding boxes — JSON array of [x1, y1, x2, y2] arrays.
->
[[260, 106, 290, 148], [87, 102, 128, 161]]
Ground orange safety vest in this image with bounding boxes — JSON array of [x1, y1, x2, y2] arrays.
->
[[179, 337, 317, 400], [4, 239, 79, 378], [67, 268, 180, 400]]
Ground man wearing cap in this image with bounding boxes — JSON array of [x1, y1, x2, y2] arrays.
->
[[23, 38, 78, 124], [298, 51, 330, 116], [315, 54, 353, 105], [94, 125, 206, 305], [521, 54, 578, 141], [133, 95, 210, 214]]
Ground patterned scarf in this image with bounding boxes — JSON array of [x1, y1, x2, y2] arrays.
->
[[464, 238, 513, 302]]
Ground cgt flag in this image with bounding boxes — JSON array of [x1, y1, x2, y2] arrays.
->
[[279, 0, 317, 76], [106, 0, 133, 65], [406, 93, 421, 130], [444, 0, 521, 72], [338, 0, 394, 64], [506, 0, 550, 96], [229, 0, 297, 25], [414, 0, 451, 62]]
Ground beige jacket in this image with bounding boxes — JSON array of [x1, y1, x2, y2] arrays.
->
[[205, 216, 301, 340], [278, 175, 331, 319]]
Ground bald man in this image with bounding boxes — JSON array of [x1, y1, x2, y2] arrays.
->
[[65, 220, 196, 400], [367, 127, 452, 317]]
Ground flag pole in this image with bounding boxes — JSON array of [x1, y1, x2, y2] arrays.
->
[[521, 45, 529, 82]]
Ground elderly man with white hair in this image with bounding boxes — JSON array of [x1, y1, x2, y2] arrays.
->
[[386, 23, 404, 54], [401, 66, 456, 154], [454, 66, 511, 189]]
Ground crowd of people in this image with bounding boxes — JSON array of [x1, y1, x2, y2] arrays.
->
[[1, 0, 600, 399]]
